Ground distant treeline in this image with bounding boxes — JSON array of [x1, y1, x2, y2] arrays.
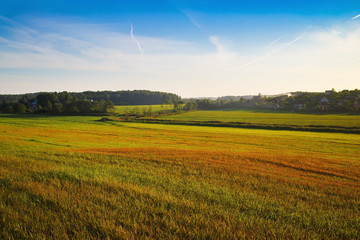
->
[[0, 90, 181, 114], [79, 90, 181, 105], [2, 89, 359, 114], [182, 89, 360, 113], [0, 92, 114, 114], [0, 90, 181, 105]]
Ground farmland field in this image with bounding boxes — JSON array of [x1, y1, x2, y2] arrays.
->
[[0, 113, 359, 239]]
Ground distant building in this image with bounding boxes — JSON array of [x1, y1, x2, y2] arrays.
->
[[318, 97, 330, 111], [266, 92, 292, 98], [294, 103, 304, 110], [319, 97, 329, 104], [325, 89, 335, 94]]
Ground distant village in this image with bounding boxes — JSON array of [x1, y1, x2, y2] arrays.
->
[[184, 89, 360, 113], [267, 89, 360, 112]]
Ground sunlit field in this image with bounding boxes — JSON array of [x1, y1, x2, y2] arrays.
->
[[114, 104, 172, 114], [160, 109, 360, 128], [0, 114, 359, 239]]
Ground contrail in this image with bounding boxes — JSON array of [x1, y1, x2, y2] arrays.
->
[[265, 36, 282, 49], [239, 28, 308, 70], [286, 32, 306, 46], [239, 50, 277, 69], [240, 54, 269, 69], [183, 11, 202, 29], [352, 14, 360, 19], [240, 31, 305, 69], [130, 24, 144, 58], [240, 37, 281, 68]]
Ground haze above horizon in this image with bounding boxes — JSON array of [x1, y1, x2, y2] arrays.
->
[[0, 0, 359, 98]]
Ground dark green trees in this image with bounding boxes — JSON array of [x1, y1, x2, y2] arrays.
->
[[33, 92, 115, 114], [0, 92, 115, 114]]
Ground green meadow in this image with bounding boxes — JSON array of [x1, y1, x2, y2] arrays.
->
[[160, 109, 360, 127], [0, 112, 359, 239]]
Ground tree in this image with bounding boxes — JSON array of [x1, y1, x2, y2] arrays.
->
[[104, 100, 115, 113], [183, 101, 197, 111], [13, 103, 27, 113], [44, 100, 53, 112], [52, 103, 63, 114], [76, 100, 92, 113]]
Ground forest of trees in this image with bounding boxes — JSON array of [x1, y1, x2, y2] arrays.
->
[[0, 92, 114, 114], [0, 90, 181, 114], [76, 90, 181, 105], [0, 90, 181, 106]]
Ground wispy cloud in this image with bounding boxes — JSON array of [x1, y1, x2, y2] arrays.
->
[[0, 36, 50, 54], [1, 16, 360, 97], [209, 36, 225, 54], [208, 36, 236, 63], [0, 17, 194, 72], [130, 23, 144, 59], [352, 14, 360, 19], [0, 15, 37, 34], [337, 56, 360, 67]]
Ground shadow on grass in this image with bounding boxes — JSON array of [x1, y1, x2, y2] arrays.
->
[[122, 118, 360, 134], [0, 113, 109, 119], [211, 109, 360, 116], [0, 114, 54, 119]]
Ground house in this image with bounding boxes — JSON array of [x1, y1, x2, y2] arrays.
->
[[294, 103, 304, 110], [319, 97, 329, 104], [318, 97, 330, 111]]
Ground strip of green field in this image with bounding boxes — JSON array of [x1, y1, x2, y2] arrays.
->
[[114, 104, 172, 114], [153, 109, 360, 133], [160, 109, 360, 127], [0, 114, 359, 239]]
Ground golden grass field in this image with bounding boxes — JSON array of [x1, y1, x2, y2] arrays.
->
[[0, 113, 359, 239]]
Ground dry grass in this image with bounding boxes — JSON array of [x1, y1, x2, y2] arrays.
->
[[0, 114, 359, 239]]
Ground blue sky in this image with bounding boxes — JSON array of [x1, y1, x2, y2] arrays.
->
[[0, 0, 359, 97]]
